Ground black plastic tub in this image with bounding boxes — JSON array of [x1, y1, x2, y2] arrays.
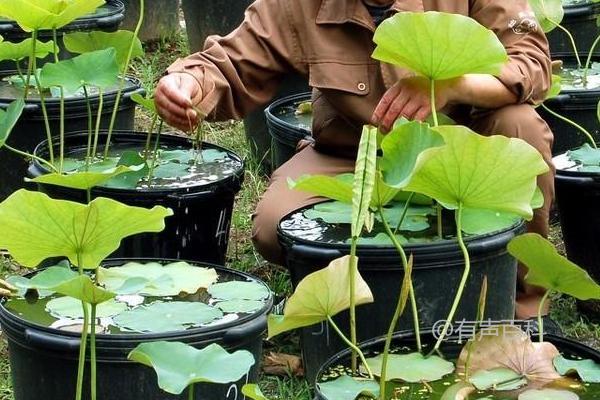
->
[[28, 131, 245, 266], [538, 57, 600, 155], [0, 0, 125, 71], [0, 77, 143, 201], [265, 92, 313, 169], [547, 1, 600, 57], [0, 258, 273, 400], [277, 203, 523, 382], [313, 330, 599, 399], [554, 160, 600, 318]]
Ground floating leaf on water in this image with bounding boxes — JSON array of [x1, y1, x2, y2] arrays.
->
[[215, 300, 265, 313], [372, 12, 508, 80], [518, 388, 579, 400], [152, 162, 190, 179], [349, 232, 407, 246], [102, 151, 149, 189], [97, 261, 218, 297], [318, 375, 379, 400], [468, 368, 527, 391], [364, 352, 454, 382], [128, 342, 255, 395], [267, 255, 373, 338], [27, 164, 144, 190], [208, 281, 270, 301], [46, 297, 127, 319], [113, 301, 223, 333], [456, 325, 561, 384], [508, 233, 600, 300], [554, 355, 600, 383], [567, 144, 600, 166]]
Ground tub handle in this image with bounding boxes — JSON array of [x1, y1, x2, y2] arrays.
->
[[121, 86, 148, 101], [288, 244, 344, 260], [222, 315, 267, 345], [25, 329, 81, 352], [547, 94, 572, 106], [564, 4, 595, 17], [95, 13, 125, 29], [23, 103, 41, 113]]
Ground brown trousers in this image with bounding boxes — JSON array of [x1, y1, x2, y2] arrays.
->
[[252, 104, 555, 319]]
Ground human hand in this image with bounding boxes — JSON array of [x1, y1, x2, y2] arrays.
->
[[155, 72, 202, 132], [0, 278, 16, 297], [371, 76, 454, 133]]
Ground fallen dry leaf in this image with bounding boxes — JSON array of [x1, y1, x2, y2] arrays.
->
[[263, 352, 304, 377], [456, 325, 560, 385]]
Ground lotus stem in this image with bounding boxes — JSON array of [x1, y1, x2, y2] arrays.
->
[[24, 31, 35, 100], [349, 238, 359, 373], [431, 204, 470, 354], [393, 192, 414, 235], [4, 144, 58, 172], [547, 19, 581, 68], [147, 120, 164, 181], [104, 0, 145, 159], [31, 31, 54, 165], [92, 88, 104, 158], [537, 289, 551, 343], [90, 304, 97, 400], [144, 114, 158, 159], [52, 28, 65, 172], [583, 34, 600, 83], [75, 253, 88, 400], [464, 277, 488, 379], [430, 80, 438, 127], [188, 384, 194, 400], [15, 62, 25, 84], [83, 86, 93, 168], [540, 103, 597, 148], [326, 316, 374, 380]]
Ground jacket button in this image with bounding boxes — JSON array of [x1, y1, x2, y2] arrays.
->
[[357, 82, 367, 91]]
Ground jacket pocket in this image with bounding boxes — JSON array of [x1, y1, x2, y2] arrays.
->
[[309, 62, 371, 96]]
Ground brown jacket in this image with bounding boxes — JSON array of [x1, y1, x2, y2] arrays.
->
[[169, 0, 551, 157]]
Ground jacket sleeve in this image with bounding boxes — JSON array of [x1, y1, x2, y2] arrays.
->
[[167, 0, 303, 120], [470, 0, 552, 105]]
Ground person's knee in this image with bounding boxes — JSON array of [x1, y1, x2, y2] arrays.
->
[[251, 195, 286, 265]]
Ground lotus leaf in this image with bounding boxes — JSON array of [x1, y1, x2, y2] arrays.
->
[[0, 190, 173, 268], [39, 48, 119, 93], [215, 300, 264, 313], [456, 325, 561, 384], [468, 368, 527, 390], [350, 232, 408, 246], [440, 382, 475, 400], [568, 143, 600, 166], [508, 233, 600, 300], [529, 0, 565, 32], [0, 0, 105, 31], [351, 126, 377, 237], [63, 30, 143, 70], [242, 384, 269, 400], [372, 12, 508, 80], [318, 375, 379, 400], [130, 93, 156, 113], [47, 297, 126, 319], [288, 174, 353, 204], [103, 151, 149, 189], [519, 389, 579, 400], [554, 355, 600, 383], [208, 281, 270, 301], [379, 121, 445, 189], [364, 352, 454, 382], [97, 261, 218, 296], [0, 38, 54, 61], [152, 162, 190, 179], [128, 342, 255, 395], [114, 301, 223, 333], [27, 164, 144, 190], [546, 74, 562, 101], [461, 208, 521, 235], [0, 99, 26, 148], [267, 255, 373, 338], [403, 126, 549, 219]]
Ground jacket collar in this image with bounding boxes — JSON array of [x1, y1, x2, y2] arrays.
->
[[316, 0, 424, 27]]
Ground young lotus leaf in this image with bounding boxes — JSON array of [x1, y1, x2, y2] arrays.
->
[[288, 174, 353, 204], [47, 297, 126, 319], [63, 30, 144, 70], [518, 389, 579, 400], [16, 265, 77, 290], [97, 261, 218, 296], [103, 151, 149, 189], [0, 99, 26, 148], [215, 300, 265, 313], [0, 39, 54, 61], [352, 232, 407, 246], [372, 12, 508, 80], [114, 301, 223, 333], [27, 164, 144, 190], [364, 352, 454, 382], [242, 384, 269, 400], [305, 201, 353, 223], [152, 162, 190, 179], [528, 0, 564, 33], [129, 342, 254, 395], [440, 382, 475, 400], [379, 121, 445, 189], [456, 325, 561, 384], [351, 125, 378, 237], [0, 190, 173, 268], [160, 149, 228, 164], [508, 233, 600, 300], [554, 355, 600, 383], [468, 368, 527, 391], [317, 376, 380, 400], [39, 48, 119, 93], [545, 74, 563, 101], [208, 281, 270, 301], [267, 255, 374, 338], [130, 93, 156, 113], [403, 126, 549, 219], [567, 143, 600, 167], [0, 0, 105, 31]]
